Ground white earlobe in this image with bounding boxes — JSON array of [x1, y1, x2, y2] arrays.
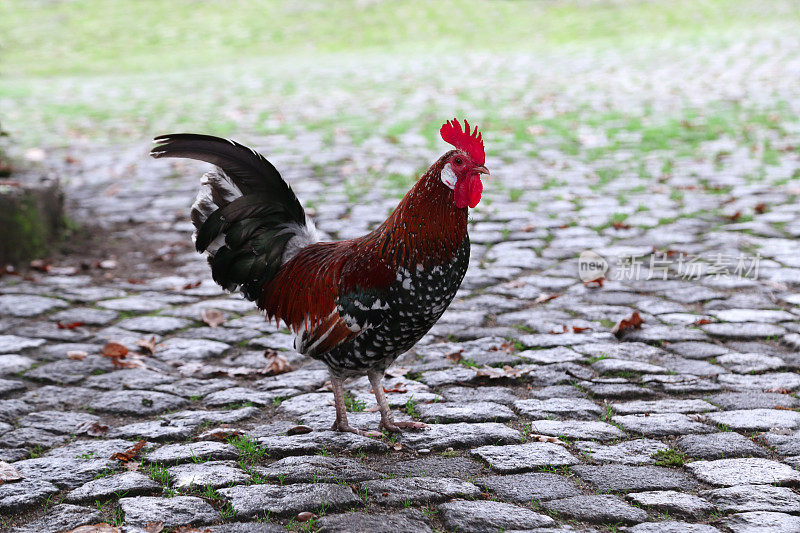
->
[[440, 163, 457, 189]]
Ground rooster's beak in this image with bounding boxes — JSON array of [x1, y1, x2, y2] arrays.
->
[[474, 165, 490, 176]]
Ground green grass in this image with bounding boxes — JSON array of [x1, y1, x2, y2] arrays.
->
[[2, 0, 796, 77]]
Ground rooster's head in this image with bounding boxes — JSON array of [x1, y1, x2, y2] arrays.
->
[[438, 118, 489, 209]]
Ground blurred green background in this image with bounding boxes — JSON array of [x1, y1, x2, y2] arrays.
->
[[1, 0, 799, 151]]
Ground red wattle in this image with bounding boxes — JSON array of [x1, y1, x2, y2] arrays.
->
[[454, 176, 483, 209]]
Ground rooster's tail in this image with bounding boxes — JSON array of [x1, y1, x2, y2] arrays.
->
[[150, 134, 318, 301]]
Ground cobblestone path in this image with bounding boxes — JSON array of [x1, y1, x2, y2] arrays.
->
[[3, 35, 800, 532]]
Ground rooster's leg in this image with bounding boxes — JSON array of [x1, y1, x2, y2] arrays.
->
[[329, 371, 380, 437], [368, 370, 426, 433]]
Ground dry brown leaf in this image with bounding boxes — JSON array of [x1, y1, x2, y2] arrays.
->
[[533, 293, 560, 304], [774, 406, 794, 411], [445, 349, 464, 363], [143, 522, 164, 533], [264, 351, 293, 375], [611, 311, 644, 337], [287, 425, 313, 436], [767, 388, 792, 394], [200, 309, 225, 328], [76, 421, 109, 437], [296, 512, 317, 523], [475, 365, 507, 379], [197, 425, 244, 441], [692, 318, 712, 326], [136, 336, 158, 355], [754, 203, 768, 214], [383, 384, 408, 393], [67, 350, 88, 360], [182, 281, 202, 290], [549, 325, 568, 335], [110, 439, 147, 462], [65, 524, 121, 533], [57, 321, 84, 330], [583, 276, 605, 288], [0, 460, 22, 484], [101, 342, 129, 358], [612, 221, 631, 229], [572, 326, 592, 333], [29, 259, 51, 272]]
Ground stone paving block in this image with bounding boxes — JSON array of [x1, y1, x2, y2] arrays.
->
[[84, 368, 176, 390], [676, 432, 767, 459], [0, 478, 59, 512], [119, 495, 218, 527], [0, 354, 35, 375], [704, 408, 800, 431], [359, 476, 481, 506], [257, 430, 389, 457], [115, 315, 193, 334], [0, 335, 46, 352], [88, 389, 189, 415], [145, 441, 239, 464], [612, 413, 713, 436], [438, 500, 554, 532], [440, 385, 519, 405], [399, 422, 522, 451], [528, 419, 626, 441], [514, 398, 602, 420], [706, 392, 800, 410], [478, 472, 580, 503], [700, 484, 800, 512], [543, 494, 648, 524], [627, 490, 713, 517], [377, 456, 484, 479], [702, 323, 787, 339], [256, 455, 380, 483], [65, 471, 161, 503], [0, 294, 67, 317], [716, 352, 785, 373], [611, 398, 718, 414], [317, 510, 432, 533], [572, 464, 697, 492], [18, 410, 103, 434], [471, 442, 578, 473], [168, 460, 250, 488], [725, 511, 800, 533], [574, 439, 669, 465], [12, 457, 115, 489], [8, 503, 102, 533], [687, 458, 800, 486], [218, 483, 361, 517], [624, 522, 721, 533], [416, 401, 516, 423]]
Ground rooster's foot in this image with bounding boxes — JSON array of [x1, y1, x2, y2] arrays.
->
[[380, 419, 427, 433], [331, 421, 382, 438]]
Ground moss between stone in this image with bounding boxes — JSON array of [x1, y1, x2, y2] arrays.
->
[[0, 179, 66, 264]]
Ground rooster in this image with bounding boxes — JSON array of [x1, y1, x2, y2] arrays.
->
[[150, 119, 488, 435]]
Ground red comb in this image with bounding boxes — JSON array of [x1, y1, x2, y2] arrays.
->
[[440, 118, 485, 166]]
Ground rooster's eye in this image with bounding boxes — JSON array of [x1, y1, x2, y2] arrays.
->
[[454, 157, 463, 165]]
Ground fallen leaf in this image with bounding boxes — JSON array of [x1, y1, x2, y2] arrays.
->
[[572, 326, 592, 333], [754, 203, 768, 214], [385, 367, 410, 378], [197, 425, 244, 441], [200, 309, 225, 328], [264, 351, 293, 375], [76, 421, 108, 437], [612, 221, 631, 229], [391, 442, 402, 451], [490, 341, 516, 353], [296, 512, 317, 523], [102, 342, 129, 358], [110, 439, 147, 462], [445, 349, 464, 363], [182, 281, 202, 290], [124, 461, 141, 472], [774, 406, 794, 411], [143, 522, 164, 533], [29, 259, 51, 273], [549, 325, 568, 335], [611, 311, 644, 337], [533, 293, 560, 304], [692, 318, 712, 326], [727, 211, 741, 222], [583, 277, 605, 288], [766, 388, 792, 394], [287, 425, 313, 436], [67, 350, 88, 360], [57, 321, 84, 330], [65, 524, 121, 533], [136, 337, 158, 355], [383, 384, 408, 393], [0, 460, 22, 483]]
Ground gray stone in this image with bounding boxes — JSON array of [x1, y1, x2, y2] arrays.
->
[[543, 494, 647, 524], [701, 484, 800, 512], [527, 419, 625, 441], [257, 430, 388, 457], [12, 457, 114, 489], [625, 522, 721, 533], [612, 413, 713, 436], [153, 337, 230, 360], [706, 392, 799, 410], [714, 309, 796, 322], [518, 347, 584, 364], [378, 456, 484, 479], [594, 358, 667, 374], [115, 315, 193, 334], [25, 356, 113, 385], [575, 439, 669, 465], [256, 455, 380, 483], [84, 368, 175, 390], [359, 476, 481, 506], [0, 378, 25, 396], [0, 478, 59, 512], [88, 390, 188, 415], [8, 503, 101, 533], [440, 385, 519, 405], [2, 427, 68, 448], [515, 398, 602, 420], [318, 510, 432, 533], [45, 439, 137, 459], [0, 294, 67, 317], [218, 483, 361, 517], [687, 458, 800, 486], [65, 471, 161, 503], [416, 401, 516, 423], [717, 353, 785, 373], [668, 341, 729, 359], [107, 420, 195, 440], [207, 524, 287, 533], [20, 385, 95, 409], [18, 410, 102, 434], [51, 307, 119, 325], [702, 322, 787, 339], [119, 495, 218, 527], [572, 464, 697, 492], [586, 382, 657, 399], [0, 335, 46, 352], [611, 399, 717, 414], [168, 460, 250, 488], [471, 442, 578, 473], [0, 354, 35, 375], [399, 422, 521, 451], [205, 386, 295, 407], [705, 408, 800, 431], [478, 472, 580, 503], [627, 490, 713, 517], [676, 432, 767, 459], [438, 500, 555, 532], [725, 511, 800, 533], [145, 441, 239, 464]]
